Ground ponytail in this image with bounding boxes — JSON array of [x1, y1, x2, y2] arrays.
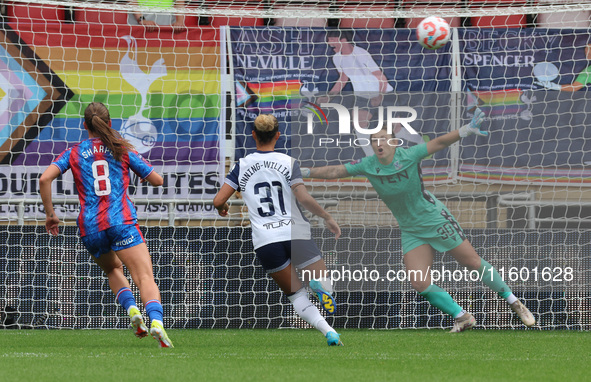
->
[[84, 102, 135, 161]]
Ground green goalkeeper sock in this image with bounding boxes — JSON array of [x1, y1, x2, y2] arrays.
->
[[419, 284, 463, 317], [478, 259, 512, 299]]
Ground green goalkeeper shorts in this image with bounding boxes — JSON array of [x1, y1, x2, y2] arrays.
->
[[400, 209, 467, 255]]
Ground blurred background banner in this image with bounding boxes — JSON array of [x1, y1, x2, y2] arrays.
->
[[230, 27, 591, 185], [461, 28, 591, 184], [0, 24, 223, 218], [229, 27, 451, 176]]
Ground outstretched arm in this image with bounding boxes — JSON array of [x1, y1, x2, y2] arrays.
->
[[426, 130, 462, 155], [426, 108, 487, 155], [39, 165, 62, 236], [292, 183, 341, 238], [536, 80, 585, 92], [301, 165, 348, 179], [560, 82, 585, 92]]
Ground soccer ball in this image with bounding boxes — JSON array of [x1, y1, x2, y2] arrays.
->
[[417, 16, 450, 50]]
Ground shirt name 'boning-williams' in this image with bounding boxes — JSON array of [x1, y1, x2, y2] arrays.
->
[[239, 161, 291, 190]]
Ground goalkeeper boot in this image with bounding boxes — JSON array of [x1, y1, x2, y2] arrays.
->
[[150, 320, 174, 348], [309, 279, 336, 315], [326, 331, 343, 346], [129, 307, 148, 339], [450, 312, 476, 333], [510, 300, 536, 327]]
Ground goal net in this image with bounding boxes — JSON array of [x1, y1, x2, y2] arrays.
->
[[1, 0, 590, 330]]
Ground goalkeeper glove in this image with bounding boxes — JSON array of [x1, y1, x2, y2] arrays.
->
[[301, 167, 311, 178], [458, 108, 488, 138], [535, 80, 561, 91]]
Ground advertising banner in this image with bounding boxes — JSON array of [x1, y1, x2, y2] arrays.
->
[[0, 24, 223, 219], [230, 27, 453, 182], [231, 27, 591, 184], [460, 28, 591, 184]]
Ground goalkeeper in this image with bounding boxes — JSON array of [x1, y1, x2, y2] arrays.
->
[[301, 109, 535, 332]]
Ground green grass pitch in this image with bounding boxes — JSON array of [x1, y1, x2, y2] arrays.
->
[[0, 329, 588, 381]]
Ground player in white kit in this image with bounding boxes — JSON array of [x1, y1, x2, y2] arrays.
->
[[213, 114, 343, 346]]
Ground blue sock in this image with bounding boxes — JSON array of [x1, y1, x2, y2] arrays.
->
[[145, 299, 164, 322], [116, 287, 137, 314]]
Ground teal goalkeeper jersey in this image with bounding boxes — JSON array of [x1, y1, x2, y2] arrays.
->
[[344, 144, 449, 233]]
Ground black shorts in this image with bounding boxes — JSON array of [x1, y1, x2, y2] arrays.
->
[[254, 239, 323, 274]]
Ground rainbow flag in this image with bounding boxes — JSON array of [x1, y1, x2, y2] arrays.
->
[[8, 22, 222, 168], [468, 89, 526, 116], [245, 80, 302, 112]]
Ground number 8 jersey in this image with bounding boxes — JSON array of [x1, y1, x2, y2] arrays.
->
[[51, 137, 154, 237], [224, 151, 311, 249]]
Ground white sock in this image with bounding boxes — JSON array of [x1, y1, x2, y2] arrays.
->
[[288, 288, 334, 336], [315, 319, 334, 336], [506, 293, 518, 304], [454, 309, 467, 319], [127, 305, 138, 315]]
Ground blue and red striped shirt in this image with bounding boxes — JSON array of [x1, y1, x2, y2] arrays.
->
[[51, 138, 154, 237]]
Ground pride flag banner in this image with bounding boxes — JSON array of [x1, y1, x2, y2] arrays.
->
[[461, 28, 591, 184], [0, 23, 222, 218]]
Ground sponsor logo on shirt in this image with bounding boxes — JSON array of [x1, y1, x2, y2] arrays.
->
[[263, 219, 295, 230]]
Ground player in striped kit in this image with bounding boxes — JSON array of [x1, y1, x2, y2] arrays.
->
[[213, 114, 343, 346], [39, 102, 173, 347], [302, 109, 536, 332]]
